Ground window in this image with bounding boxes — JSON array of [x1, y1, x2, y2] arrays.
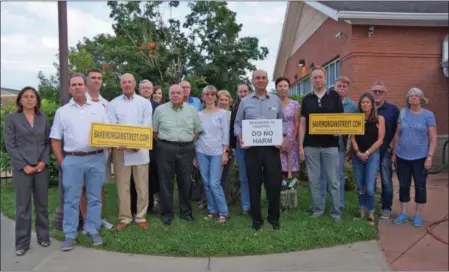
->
[[325, 59, 340, 88], [290, 76, 311, 97], [289, 59, 340, 97]]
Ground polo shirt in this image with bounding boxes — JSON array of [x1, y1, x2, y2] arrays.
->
[[377, 101, 399, 157], [301, 90, 344, 148], [152, 102, 202, 142]]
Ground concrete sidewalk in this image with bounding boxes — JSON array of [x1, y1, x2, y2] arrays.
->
[[1, 215, 390, 272], [378, 172, 449, 271]]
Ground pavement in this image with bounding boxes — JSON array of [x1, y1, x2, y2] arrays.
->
[[377, 172, 449, 271], [0, 215, 390, 272]]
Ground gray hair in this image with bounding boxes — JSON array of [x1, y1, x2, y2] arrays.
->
[[371, 81, 387, 92], [406, 87, 428, 107], [69, 73, 86, 85], [139, 79, 153, 89], [202, 85, 218, 96]]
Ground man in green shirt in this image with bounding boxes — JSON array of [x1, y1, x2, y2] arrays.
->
[[152, 84, 202, 225]]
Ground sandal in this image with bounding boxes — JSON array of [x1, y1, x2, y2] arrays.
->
[[217, 216, 230, 223], [203, 213, 216, 221], [367, 217, 375, 226]]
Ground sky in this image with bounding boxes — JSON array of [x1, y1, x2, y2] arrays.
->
[[1, 1, 287, 91]]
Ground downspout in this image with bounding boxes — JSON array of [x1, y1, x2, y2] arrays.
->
[[442, 35, 448, 78]]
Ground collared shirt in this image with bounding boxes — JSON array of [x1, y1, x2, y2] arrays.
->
[[300, 89, 344, 148], [377, 101, 399, 157], [107, 93, 153, 127], [50, 99, 109, 152], [234, 92, 288, 137], [338, 97, 358, 151], [153, 102, 202, 142], [187, 96, 202, 112], [86, 91, 109, 108]]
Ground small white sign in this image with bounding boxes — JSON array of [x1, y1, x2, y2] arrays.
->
[[242, 119, 283, 146]]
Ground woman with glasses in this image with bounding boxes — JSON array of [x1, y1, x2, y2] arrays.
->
[[350, 92, 385, 225], [392, 87, 437, 227], [195, 86, 230, 223]]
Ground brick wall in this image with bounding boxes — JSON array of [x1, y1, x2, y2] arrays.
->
[[347, 25, 448, 134], [284, 19, 352, 84]]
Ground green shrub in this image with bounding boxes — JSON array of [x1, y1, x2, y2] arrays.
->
[[0, 99, 60, 187]]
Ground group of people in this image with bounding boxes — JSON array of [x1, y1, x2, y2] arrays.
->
[[4, 66, 437, 256]]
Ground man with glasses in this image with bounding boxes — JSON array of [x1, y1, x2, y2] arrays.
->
[[299, 66, 344, 223], [371, 82, 399, 220]]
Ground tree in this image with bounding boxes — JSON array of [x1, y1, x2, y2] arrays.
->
[[52, 1, 268, 100]]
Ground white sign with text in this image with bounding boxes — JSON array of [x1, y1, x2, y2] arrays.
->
[[242, 119, 283, 146]]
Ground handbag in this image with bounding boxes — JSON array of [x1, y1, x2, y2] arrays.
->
[[189, 167, 203, 202]]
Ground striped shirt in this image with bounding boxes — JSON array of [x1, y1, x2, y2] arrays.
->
[[107, 93, 152, 127]]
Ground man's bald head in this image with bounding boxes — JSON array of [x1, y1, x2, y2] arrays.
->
[[169, 84, 184, 106], [252, 69, 269, 92]]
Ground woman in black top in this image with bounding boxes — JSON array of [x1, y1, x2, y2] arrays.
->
[[350, 93, 385, 224]]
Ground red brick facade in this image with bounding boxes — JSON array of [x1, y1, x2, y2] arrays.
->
[[285, 19, 449, 134]]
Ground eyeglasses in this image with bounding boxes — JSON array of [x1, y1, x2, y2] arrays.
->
[[204, 93, 215, 97], [372, 89, 385, 95]]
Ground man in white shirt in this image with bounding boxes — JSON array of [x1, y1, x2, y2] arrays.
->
[[108, 73, 153, 232], [79, 68, 114, 231], [50, 73, 109, 251]]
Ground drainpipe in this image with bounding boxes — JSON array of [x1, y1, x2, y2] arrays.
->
[[442, 35, 448, 78]]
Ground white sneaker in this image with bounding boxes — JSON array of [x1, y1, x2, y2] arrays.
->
[[102, 218, 114, 230]]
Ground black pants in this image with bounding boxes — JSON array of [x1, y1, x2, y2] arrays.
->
[[131, 142, 160, 214], [396, 157, 428, 204], [245, 147, 282, 226], [13, 168, 50, 250], [220, 155, 234, 204], [157, 140, 195, 219]]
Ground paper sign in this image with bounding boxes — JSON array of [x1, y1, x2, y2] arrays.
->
[[242, 119, 283, 146], [89, 123, 153, 149], [309, 113, 365, 135]]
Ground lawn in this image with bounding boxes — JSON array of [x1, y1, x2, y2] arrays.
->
[[0, 180, 377, 257]]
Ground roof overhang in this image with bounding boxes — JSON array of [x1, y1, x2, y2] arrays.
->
[[304, 2, 448, 27]]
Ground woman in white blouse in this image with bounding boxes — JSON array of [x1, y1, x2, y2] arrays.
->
[[195, 85, 230, 223]]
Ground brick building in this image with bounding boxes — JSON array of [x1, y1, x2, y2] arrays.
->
[[1, 87, 20, 106], [273, 1, 448, 168]]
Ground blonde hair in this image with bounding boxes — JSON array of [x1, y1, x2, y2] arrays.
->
[[217, 90, 233, 104], [406, 87, 428, 107], [336, 76, 350, 86], [201, 85, 219, 106]]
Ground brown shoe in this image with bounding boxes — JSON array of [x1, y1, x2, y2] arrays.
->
[[138, 222, 149, 230], [115, 222, 129, 232]]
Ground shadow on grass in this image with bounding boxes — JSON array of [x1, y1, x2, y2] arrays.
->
[[0, 181, 377, 257]]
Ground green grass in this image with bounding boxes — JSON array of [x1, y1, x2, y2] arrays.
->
[[0, 181, 377, 257]]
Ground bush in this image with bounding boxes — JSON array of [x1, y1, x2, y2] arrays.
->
[[0, 99, 60, 187]]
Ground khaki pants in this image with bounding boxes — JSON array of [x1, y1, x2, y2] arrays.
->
[[113, 149, 149, 224]]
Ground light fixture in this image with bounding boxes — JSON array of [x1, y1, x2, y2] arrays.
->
[[298, 59, 305, 67]]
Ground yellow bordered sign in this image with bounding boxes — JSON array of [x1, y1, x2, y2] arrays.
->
[[89, 123, 153, 149], [309, 113, 365, 135]]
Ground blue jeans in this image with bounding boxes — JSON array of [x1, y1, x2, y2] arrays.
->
[[320, 151, 346, 209], [234, 148, 250, 211], [196, 152, 228, 217], [304, 147, 341, 219], [352, 151, 380, 213], [62, 153, 105, 240], [380, 149, 394, 211]]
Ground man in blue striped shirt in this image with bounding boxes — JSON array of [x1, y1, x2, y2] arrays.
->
[[181, 80, 202, 112]]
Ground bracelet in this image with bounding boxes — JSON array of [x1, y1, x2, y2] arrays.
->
[[366, 150, 370, 155]]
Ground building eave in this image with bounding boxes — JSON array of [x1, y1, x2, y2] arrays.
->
[[304, 1, 338, 21], [339, 11, 449, 26]]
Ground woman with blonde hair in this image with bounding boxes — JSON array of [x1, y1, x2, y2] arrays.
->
[[195, 85, 230, 222], [392, 87, 437, 227]]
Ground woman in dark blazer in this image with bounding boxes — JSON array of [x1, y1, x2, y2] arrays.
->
[[3, 86, 51, 256]]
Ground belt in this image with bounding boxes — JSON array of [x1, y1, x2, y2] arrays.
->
[[159, 139, 194, 147], [64, 149, 104, 156]]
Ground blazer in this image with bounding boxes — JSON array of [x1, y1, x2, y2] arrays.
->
[[3, 112, 51, 171]]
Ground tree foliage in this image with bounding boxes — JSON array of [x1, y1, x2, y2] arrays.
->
[[37, 1, 268, 100]]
